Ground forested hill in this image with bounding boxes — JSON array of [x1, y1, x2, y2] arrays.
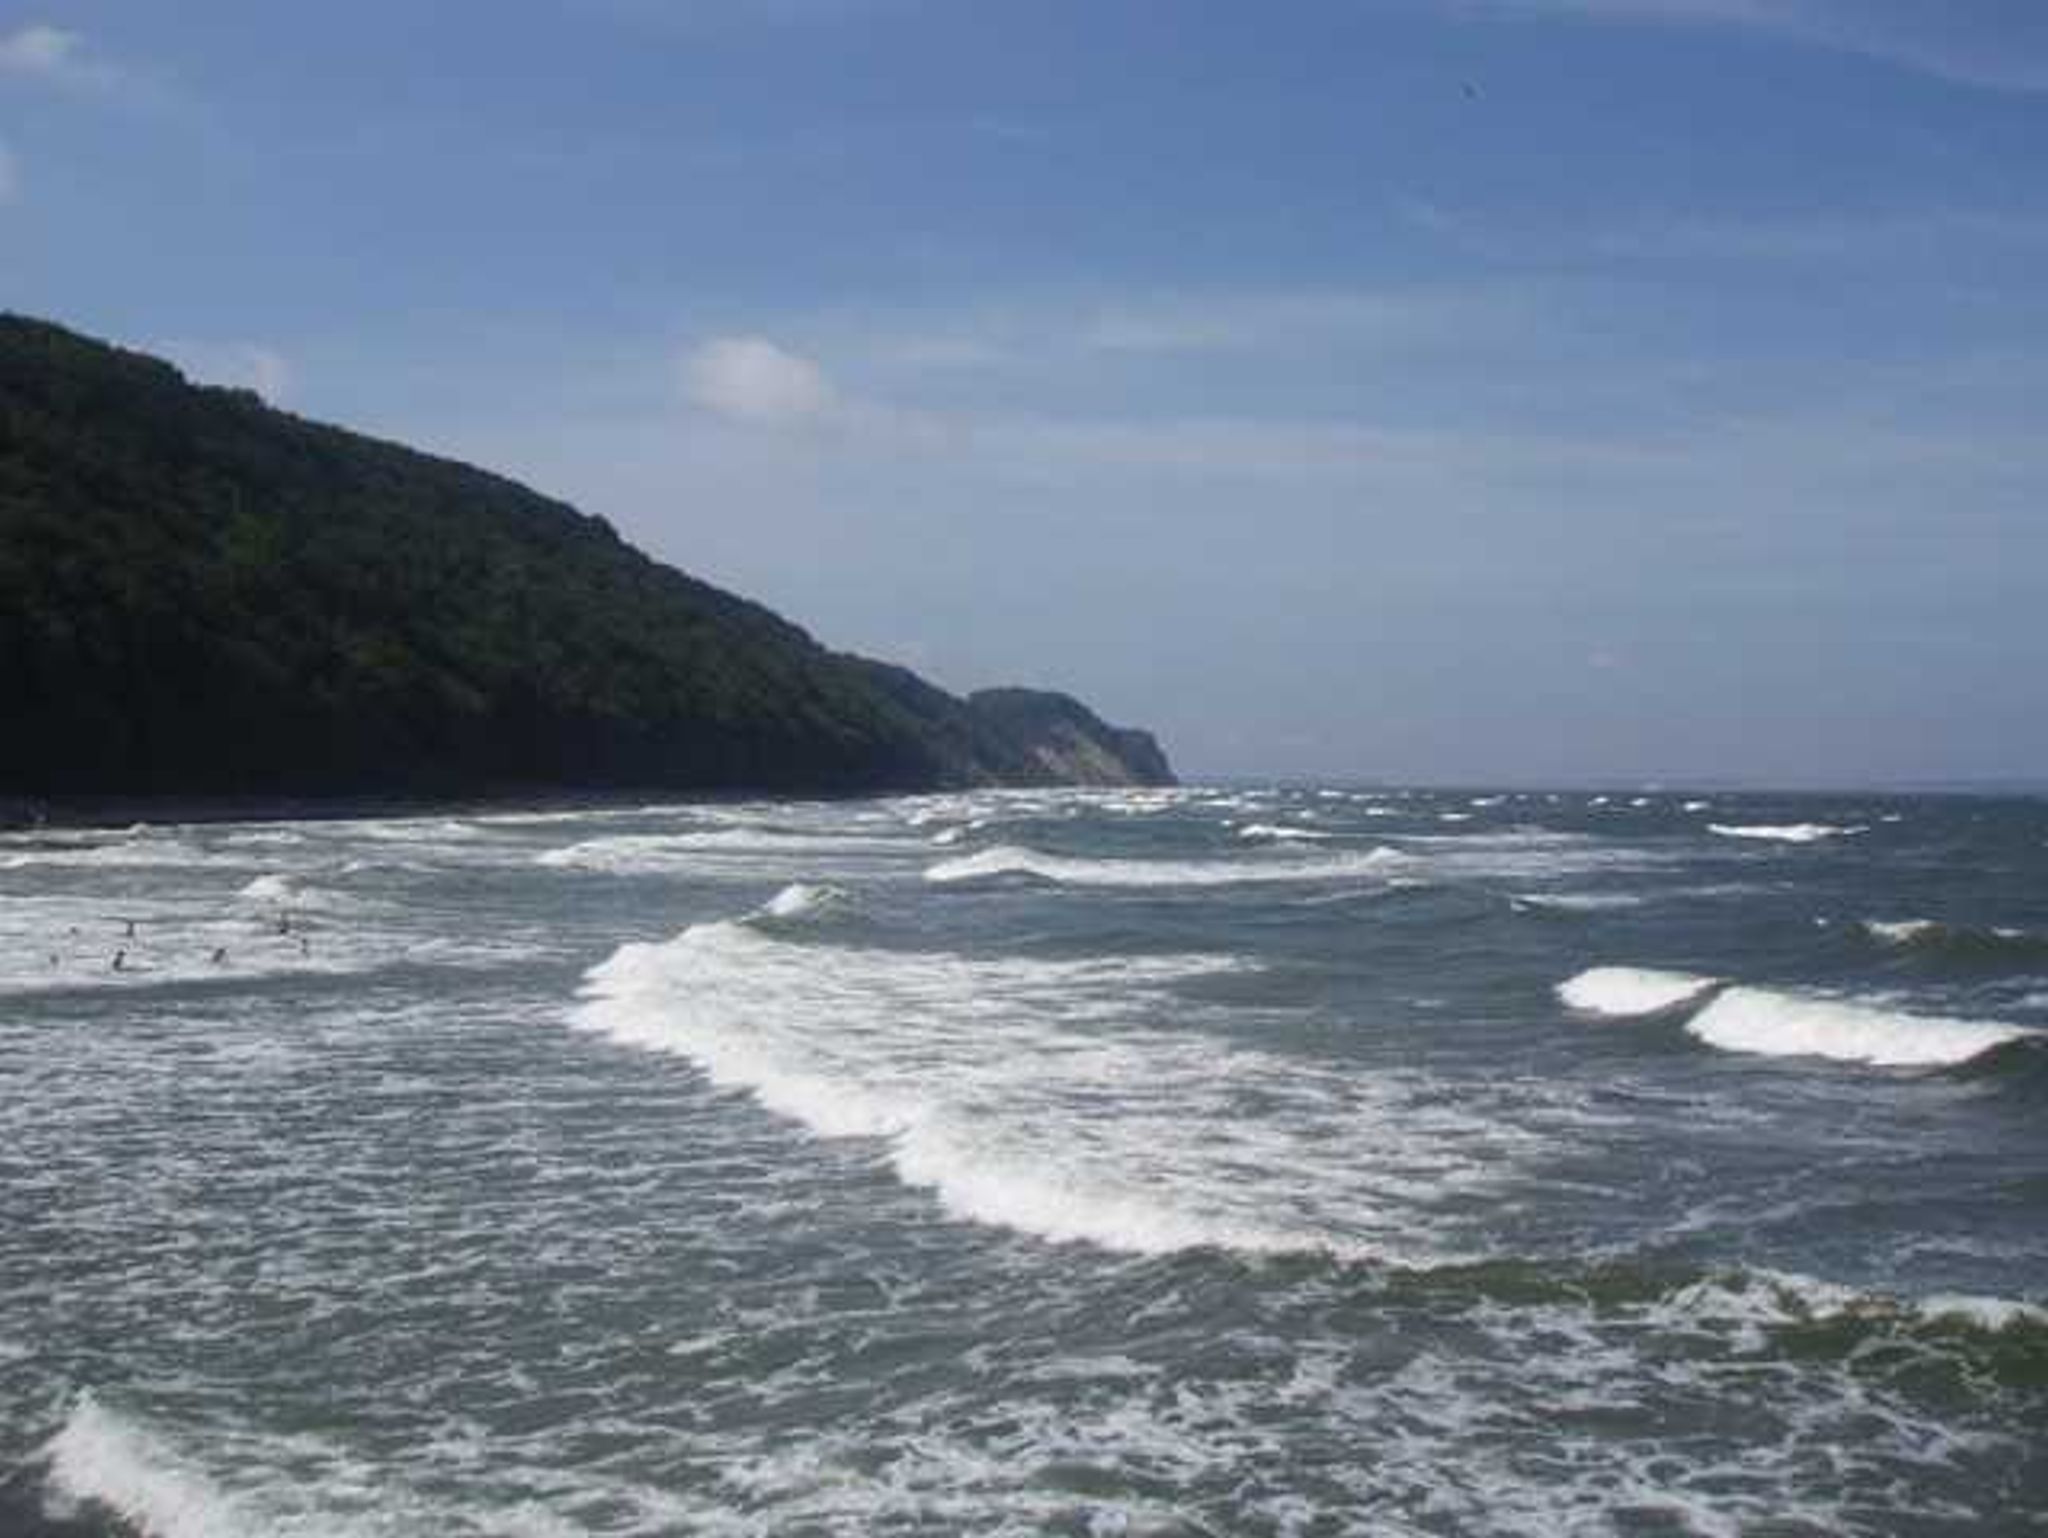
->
[[0, 315, 1174, 800]]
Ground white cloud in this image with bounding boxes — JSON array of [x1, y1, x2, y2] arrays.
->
[[0, 22, 129, 92], [682, 335, 837, 424], [163, 341, 296, 404], [0, 22, 80, 76]]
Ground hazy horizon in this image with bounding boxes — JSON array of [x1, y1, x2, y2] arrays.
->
[[4, 1, 2043, 784]]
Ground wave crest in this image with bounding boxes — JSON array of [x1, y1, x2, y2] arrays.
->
[[1688, 987, 2038, 1067], [923, 843, 1409, 889], [1708, 823, 1865, 844], [1557, 967, 1719, 1018], [570, 914, 1528, 1262]]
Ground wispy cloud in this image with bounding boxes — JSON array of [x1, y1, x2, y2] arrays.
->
[[1400, 198, 2048, 267], [1469, 0, 2048, 93], [0, 21, 120, 89], [0, 22, 78, 74], [1079, 288, 1519, 356], [162, 341, 296, 405]]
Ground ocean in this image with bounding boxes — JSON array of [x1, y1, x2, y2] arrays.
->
[[1, 785, 2043, 1535]]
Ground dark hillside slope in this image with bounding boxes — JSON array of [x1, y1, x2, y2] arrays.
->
[[0, 315, 1173, 798]]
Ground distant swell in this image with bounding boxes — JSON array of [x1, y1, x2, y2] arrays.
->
[[923, 843, 1409, 888], [1860, 918, 2048, 966]]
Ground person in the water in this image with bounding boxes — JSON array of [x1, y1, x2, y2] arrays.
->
[[111, 948, 126, 971]]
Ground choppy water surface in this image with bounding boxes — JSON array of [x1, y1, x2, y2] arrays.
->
[[2, 786, 2044, 1535]]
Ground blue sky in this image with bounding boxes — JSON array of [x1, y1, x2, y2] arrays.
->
[[3, 1, 2044, 783]]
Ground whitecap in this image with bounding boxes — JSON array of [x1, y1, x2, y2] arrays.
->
[[923, 844, 1410, 889], [1862, 918, 1939, 946], [1918, 1295, 2048, 1331], [1686, 987, 2036, 1067], [1235, 823, 1333, 842], [1511, 892, 1645, 913], [1708, 823, 1865, 844], [751, 882, 850, 924], [1557, 966, 1719, 1017], [539, 828, 907, 873]]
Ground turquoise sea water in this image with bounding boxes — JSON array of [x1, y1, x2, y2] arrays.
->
[[2, 786, 2044, 1534]]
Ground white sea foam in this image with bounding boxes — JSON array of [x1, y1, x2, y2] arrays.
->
[[235, 874, 298, 905], [923, 844, 1409, 889], [1655, 1269, 2048, 1340], [1557, 967, 1719, 1017], [343, 817, 488, 843], [570, 915, 1532, 1261], [1708, 823, 1865, 844], [44, 1394, 261, 1538], [1686, 987, 2036, 1067]]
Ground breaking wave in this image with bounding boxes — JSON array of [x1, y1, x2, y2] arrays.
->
[[538, 828, 909, 873], [1708, 823, 1865, 844], [1557, 966, 1719, 1017], [751, 881, 853, 925], [1688, 987, 2040, 1067], [1560, 967, 2038, 1067], [923, 843, 1409, 888], [42, 1394, 273, 1538], [570, 911, 1531, 1262]]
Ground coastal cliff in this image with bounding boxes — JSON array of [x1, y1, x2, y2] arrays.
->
[[966, 689, 1176, 787], [0, 315, 1174, 800]]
